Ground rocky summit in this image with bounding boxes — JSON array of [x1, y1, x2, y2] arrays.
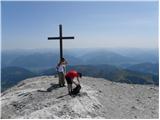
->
[[1, 76, 159, 119]]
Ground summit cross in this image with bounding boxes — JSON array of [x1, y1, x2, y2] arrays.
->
[[48, 24, 74, 60]]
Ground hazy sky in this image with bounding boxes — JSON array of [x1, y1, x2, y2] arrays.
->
[[2, 1, 158, 50]]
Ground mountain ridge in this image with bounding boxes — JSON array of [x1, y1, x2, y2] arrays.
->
[[1, 66, 37, 92], [2, 64, 158, 92], [126, 62, 159, 75], [2, 49, 158, 70], [42, 64, 159, 85]]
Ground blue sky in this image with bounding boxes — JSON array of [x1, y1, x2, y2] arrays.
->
[[2, 1, 158, 50]]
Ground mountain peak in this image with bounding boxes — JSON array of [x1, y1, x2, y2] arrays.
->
[[1, 76, 158, 119]]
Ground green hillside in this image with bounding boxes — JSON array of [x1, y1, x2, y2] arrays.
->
[[1, 67, 37, 92], [42, 64, 159, 85], [2, 64, 158, 92], [126, 62, 159, 75]]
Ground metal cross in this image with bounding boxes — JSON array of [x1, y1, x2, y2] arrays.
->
[[48, 24, 74, 60]]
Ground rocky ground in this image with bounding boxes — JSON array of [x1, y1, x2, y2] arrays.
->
[[1, 76, 159, 119]]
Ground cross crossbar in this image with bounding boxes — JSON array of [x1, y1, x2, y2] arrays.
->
[[48, 37, 74, 40]]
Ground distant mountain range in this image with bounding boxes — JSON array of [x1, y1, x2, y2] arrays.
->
[[1, 51, 83, 72], [1, 48, 159, 91], [126, 63, 159, 75], [1, 67, 37, 92], [2, 48, 158, 71], [42, 64, 159, 85], [2, 64, 158, 92]]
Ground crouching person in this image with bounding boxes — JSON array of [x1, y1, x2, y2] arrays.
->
[[65, 70, 82, 95]]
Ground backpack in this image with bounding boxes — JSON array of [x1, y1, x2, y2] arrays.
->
[[71, 85, 81, 95]]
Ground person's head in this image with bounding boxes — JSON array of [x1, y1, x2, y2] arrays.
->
[[61, 57, 65, 62], [78, 72, 82, 78]]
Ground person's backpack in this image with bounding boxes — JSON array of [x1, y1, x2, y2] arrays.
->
[[71, 85, 81, 95]]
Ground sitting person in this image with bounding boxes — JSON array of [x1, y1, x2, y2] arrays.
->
[[65, 70, 82, 95]]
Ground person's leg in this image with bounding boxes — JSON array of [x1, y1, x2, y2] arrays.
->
[[58, 72, 61, 86], [65, 77, 72, 95], [62, 73, 65, 86], [70, 84, 72, 92], [59, 72, 63, 87], [68, 84, 73, 95], [68, 84, 71, 94]]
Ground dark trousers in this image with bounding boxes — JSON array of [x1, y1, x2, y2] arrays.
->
[[58, 72, 65, 86]]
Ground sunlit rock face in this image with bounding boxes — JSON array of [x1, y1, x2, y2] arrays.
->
[[1, 76, 159, 119]]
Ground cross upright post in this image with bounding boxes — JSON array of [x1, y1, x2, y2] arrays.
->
[[48, 24, 74, 60], [59, 24, 63, 59]]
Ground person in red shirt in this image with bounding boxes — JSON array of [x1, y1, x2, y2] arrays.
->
[[65, 70, 82, 95]]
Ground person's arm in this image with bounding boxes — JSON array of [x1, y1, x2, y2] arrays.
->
[[56, 64, 59, 72], [77, 77, 80, 85], [72, 79, 78, 86], [64, 60, 68, 65], [62, 65, 67, 74]]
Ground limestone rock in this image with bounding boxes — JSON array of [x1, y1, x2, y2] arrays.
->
[[1, 76, 159, 119]]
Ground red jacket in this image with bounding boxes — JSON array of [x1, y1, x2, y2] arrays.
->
[[65, 70, 78, 79]]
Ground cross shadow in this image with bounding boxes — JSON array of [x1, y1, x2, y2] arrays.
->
[[37, 83, 61, 92]]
